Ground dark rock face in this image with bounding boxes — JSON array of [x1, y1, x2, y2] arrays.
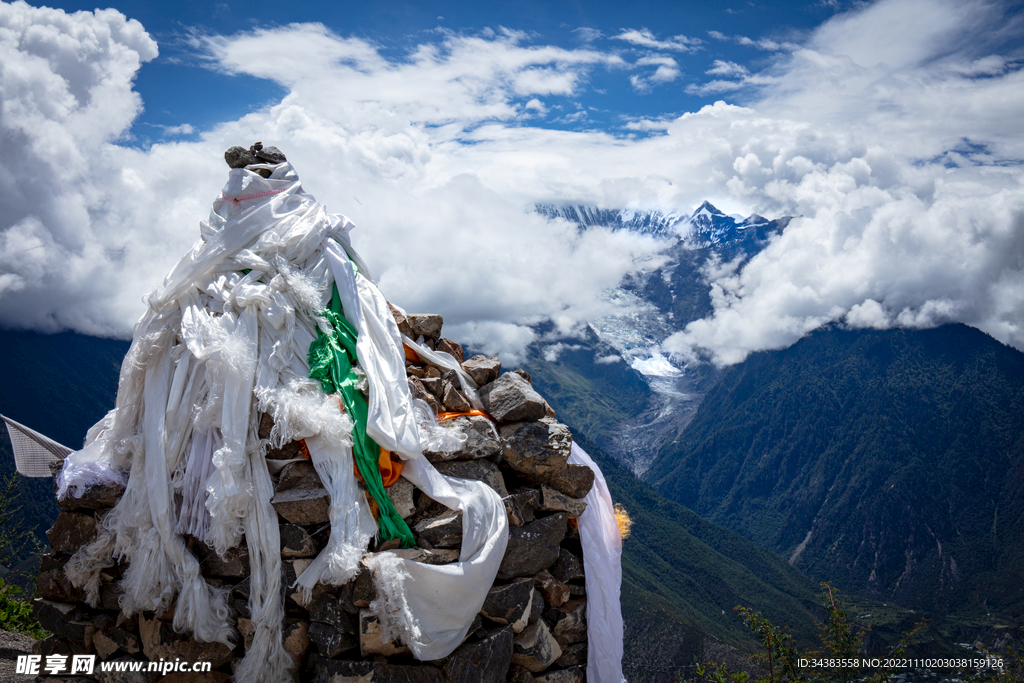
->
[[498, 514, 568, 580], [224, 146, 257, 168], [480, 580, 533, 629], [446, 626, 514, 683], [47, 512, 97, 553]]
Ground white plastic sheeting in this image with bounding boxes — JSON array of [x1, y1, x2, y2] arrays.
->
[[569, 442, 627, 683]]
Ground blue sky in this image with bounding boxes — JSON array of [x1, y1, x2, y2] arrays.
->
[[44, 0, 845, 142], [2, 0, 1024, 365]]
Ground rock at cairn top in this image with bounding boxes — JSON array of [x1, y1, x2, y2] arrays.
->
[[224, 142, 288, 171]]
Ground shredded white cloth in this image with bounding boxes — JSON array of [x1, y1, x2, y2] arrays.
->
[[54, 160, 511, 679], [569, 442, 627, 683]]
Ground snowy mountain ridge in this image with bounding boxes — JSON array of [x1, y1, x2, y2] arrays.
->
[[534, 200, 776, 246]]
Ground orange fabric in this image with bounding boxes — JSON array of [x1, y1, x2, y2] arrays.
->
[[351, 448, 403, 488], [298, 440, 310, 460], [378, 449, 403, 487], [436, 409, 495, 423], [403, 344, 421, 363]]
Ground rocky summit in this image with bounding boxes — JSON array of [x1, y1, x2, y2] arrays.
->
[[34, 308, 592, 683]]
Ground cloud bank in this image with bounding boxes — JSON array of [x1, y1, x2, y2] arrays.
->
[[1, 0, 1022, 366]]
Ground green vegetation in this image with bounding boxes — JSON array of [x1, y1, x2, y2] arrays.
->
[[648, 324, 1024, 622], [0, 472, 48, 638], [694, 583, 928, 683]]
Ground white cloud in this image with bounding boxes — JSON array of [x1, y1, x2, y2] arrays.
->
[[706, 60, 749, 77], [2, 0, 1023, 371], [614, 28, 701, 53], [629, 55, 681, 92]]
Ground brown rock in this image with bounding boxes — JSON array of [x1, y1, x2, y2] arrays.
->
[[480, 373, 547, 422], [445, 626, 513, 683], [538, 485, 587, 518], [237, 616, 255, 651], [406, 363, 426, 378], [543, 463, 595, 499], [388, 476, 416, 519], [498, 514, 567, 580], [509, 664, 537, 683], [47, 511, 97, 553], [409, 376, 442, 414], [555, 642, 587, 668], [280, 524, 318, 558], [359, 609, 409, 657], [384, 547, 460, 564], [512, 368, 532, 383], [426, 415, 503, 463], [512, 619, 562, 673], [442, 382, 473, 412], [500, 419, 572, 478], [283, 619, 310, 660], [198, 542, 249, 578], [308, 620, 357, 658], [276, 460, 323, 491], [352, 566, 376, 608], [407, 314, 444, 340], [534, 570, 570, 609], [434, 459, 509, 497], [160, 672, 232, 683], [138, 613, 232, 668], [503, 490, 540, 526], [308, 658, 446, 683], [37, 554, 86, 603], [270, 487, 331, 525], [550, 548, 585, 584], [544, 598, 587, 647], [535, 665, 586, 683], [420, 376, 443, 397], [57, 483, 125, 511], [424, 365, 443, 379], [462, 355, 501, 386], [480, 580, 533, 633], [436, 338, 465, 363], [389, 302, 414, 338], [413, 509, 463, 548]]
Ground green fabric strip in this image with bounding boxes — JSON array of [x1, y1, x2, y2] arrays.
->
[[308, 283, 415, 548]]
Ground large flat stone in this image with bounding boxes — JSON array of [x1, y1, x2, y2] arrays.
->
[[47, 511, 97, 553], [413, 509, 463, 549], [498, 513, 567, 580], [271, 487, 330, 525], [480, 580, 533, 631], [512, 619, 562, 673], [445, 626, 514, 683], [462, 355, 501, 386], [57, 483, 124, 511], [481, 373, 547, 422], [500, 419, 572, 479], [433, 459, 509, 498]]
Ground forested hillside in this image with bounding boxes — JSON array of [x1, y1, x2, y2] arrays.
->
[[648, 323, 1024, 623]]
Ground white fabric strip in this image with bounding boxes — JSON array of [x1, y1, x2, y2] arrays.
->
[[364, 454, 509, 660], [568, 442, 626, 683]]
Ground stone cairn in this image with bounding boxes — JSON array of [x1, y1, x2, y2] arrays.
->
[[34, 307, 594, 683]]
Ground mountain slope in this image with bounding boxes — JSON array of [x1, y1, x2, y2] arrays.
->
[[647, 323, 1024, 620], [0, 331, 130, 551]]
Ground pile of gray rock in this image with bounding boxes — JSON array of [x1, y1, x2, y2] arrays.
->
[[33, 309, 594, 683]]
